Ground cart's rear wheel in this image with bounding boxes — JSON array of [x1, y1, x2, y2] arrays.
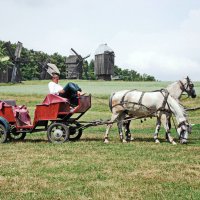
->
[[9, 129, 26, 141], [47, 123, 69, 143], [0, 123, 8, 143], [69, 126, 82, 141]]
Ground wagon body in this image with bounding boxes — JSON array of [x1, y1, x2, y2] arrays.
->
[[0, 94, 91, 143]]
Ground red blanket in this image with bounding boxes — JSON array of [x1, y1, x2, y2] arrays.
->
[[42, 94, 69, 105]]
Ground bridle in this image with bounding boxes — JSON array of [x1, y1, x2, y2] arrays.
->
[[178, 76, 194, 97], [178, 121, 190, 140]]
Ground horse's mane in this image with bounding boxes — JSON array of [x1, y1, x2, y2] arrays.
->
[[166, 81, 179, 90], [179, 102, 187, 117], [171, 97, 187, 117]]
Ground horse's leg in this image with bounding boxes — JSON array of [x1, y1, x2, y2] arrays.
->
[[104, 113, 119, 143], [123, 120, 134, 141], [117, 112, 127, 143], [162, 114, 176, 145], [154, 117, 161, 143]]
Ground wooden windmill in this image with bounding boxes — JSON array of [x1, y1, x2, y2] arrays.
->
[[3, 41, 23, 83], [66, 48, 90, 79], [94, 44, 115, 81], [38, 58, 60, 80], [38, 58, 51, 80]]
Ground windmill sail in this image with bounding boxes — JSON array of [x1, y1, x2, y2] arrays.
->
[[46, 63, 60, 76], [11, 41, 23, 83]]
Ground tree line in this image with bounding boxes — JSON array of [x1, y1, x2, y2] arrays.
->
[[0, 40, 155, 81]]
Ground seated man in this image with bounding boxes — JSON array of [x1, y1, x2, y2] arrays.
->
[[48, 74, 82, 106]]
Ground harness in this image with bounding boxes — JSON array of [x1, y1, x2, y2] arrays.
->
[[111, 89, 171, 114]]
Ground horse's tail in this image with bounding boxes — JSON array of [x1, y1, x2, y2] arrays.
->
[[109, 92, 115, 112]]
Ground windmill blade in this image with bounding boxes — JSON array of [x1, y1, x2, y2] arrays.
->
[[3, 41, 15, 62], [46, 63, 60, 76], [14, 41, 23, 59], [71, 48, 83, 61], [83, 54, 90, 60]]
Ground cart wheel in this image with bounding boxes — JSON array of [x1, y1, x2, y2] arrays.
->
[[69, 126, 82, 141], [9, 129, 26, 141], [47, 123, 69, 143], [0, 123, 8, 143]]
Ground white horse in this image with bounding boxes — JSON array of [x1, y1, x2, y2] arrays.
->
[[104, 89, 191, 144], [124, 77, 196, 143]]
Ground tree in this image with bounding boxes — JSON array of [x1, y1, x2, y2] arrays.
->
[[88, 60, 96, 80]]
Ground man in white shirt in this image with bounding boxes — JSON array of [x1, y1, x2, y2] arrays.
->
[[48, 74, 82, 106], [48, 74, 65, 95]]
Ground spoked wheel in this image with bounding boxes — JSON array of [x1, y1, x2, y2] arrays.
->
[[9, 128, 26, 141], [0, 123, 8, 143], [47, 123, 69, 143], [69, 125, 83, 141]]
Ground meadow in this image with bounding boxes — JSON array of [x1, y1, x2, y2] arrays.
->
[[0, 80, 200, 200]]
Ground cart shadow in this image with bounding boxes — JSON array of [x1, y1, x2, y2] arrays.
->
[[9, 139, 48, 143], [25, 139, 49, 143]]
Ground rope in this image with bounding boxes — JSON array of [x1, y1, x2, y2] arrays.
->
[[185, 106, 200, 111]]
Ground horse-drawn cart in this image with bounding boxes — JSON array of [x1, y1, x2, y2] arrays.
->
[[0, 94, 91, 143]]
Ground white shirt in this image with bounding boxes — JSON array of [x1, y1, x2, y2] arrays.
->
[[48, 81, 63, 95]]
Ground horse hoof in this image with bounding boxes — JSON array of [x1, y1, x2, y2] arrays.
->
[[155, 139, 160, 144], [122, 139, 127, 143], [172, 141, 177, 145], [104, 139, 109, 144], [130, 137, 134, 141]]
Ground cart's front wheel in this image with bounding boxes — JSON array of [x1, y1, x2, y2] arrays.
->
[[0, 123, 8, 143], [47, 123, 69, 143]]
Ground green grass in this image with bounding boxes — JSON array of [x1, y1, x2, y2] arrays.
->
[[0, 80, 200, 200]]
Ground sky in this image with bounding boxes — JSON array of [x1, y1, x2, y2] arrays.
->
[[1, 0, 200, 81]]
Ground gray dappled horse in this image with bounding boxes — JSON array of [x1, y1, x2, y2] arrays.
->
[[104, 88, 191, 144]]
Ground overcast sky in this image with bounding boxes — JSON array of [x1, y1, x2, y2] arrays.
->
[[1, 0, 200, 81]]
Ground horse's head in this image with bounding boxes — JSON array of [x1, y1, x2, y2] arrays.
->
[[177, 121, 191, 144], [180, 76, 196, 98]]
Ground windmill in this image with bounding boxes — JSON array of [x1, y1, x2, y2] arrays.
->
[[3, 41, 23, 83], [66, 48, 90, 79], [38, 58, 60, 80], [38, 58, 51, 80], [94, 44, 115, 81]]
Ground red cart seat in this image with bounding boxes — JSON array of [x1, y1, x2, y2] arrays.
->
[[33, 94, 70, 123], [0, 100, 31, 126]]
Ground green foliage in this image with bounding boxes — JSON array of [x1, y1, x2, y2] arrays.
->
[[113, 65, 156, 81], [0, 41, 12, 70]]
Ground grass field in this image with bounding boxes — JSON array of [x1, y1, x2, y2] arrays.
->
[[0, 80, 200, 200]]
